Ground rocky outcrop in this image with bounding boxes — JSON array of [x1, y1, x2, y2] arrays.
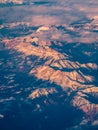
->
[[29, 88, 58, 99]]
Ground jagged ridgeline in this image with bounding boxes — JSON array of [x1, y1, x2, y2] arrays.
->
[[0, 0, 98, 130]]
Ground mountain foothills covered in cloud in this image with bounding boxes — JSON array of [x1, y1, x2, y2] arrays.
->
[[0, 0, 98, 130]]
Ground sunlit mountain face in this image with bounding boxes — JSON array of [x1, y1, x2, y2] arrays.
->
[[0, 0, 98, 130]]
